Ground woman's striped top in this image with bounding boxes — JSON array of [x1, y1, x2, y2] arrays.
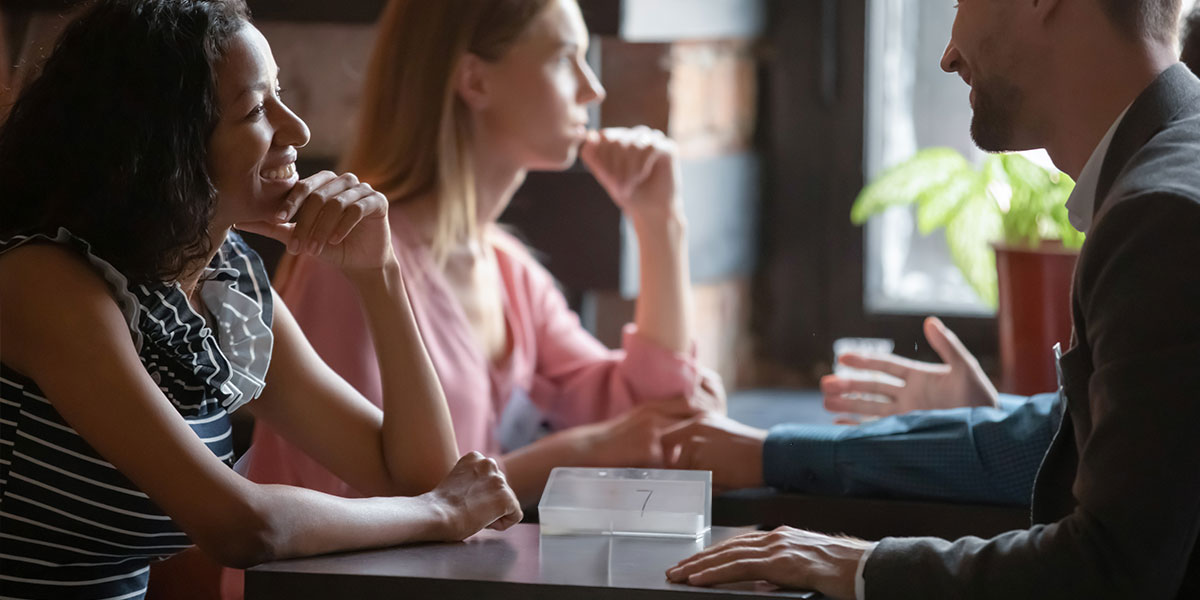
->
[[0, 228, 274, 600]]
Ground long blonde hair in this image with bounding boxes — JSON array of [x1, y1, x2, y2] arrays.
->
[[343, 0, 552, 261]]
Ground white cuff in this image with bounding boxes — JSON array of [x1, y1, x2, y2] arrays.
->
[[855, 542, 877, 600]]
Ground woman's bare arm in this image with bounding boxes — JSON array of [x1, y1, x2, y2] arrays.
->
[[239, 171, 458, 497]]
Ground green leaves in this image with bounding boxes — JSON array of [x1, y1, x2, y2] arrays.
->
[[946, 188, 1002, 309], [916, 171, 983, 234], [850, 147, 1080, 307], [851, 148, 972, 225], [998, 153, 1075, 248]]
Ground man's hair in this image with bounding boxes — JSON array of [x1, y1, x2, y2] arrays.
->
[[0, 0, 249, 283], [1097, 0, 1182, 44], [1180, 7, 1200, 76]]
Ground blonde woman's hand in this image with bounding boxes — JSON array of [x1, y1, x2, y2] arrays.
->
[[422, 452, 523, 541], [580, 126, 682, 222], [237, 170, 393, 272]]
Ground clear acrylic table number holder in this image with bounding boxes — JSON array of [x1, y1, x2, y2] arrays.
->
[[538, 467, 712, 538]]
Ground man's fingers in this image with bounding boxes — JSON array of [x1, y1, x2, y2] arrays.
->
[[824, 393, 900, 417], [822, 377, 904, 400], [819, 374, 846, 395], [668, 543, 767, 583], [665, 434, 698, 469], [685, 558, 770, 587], [835, 352, 920, 378], [924, 316, 971, 367], [648, 413, 687, 435], [659, 417, 704, 450], [672, 531, 770, 572]]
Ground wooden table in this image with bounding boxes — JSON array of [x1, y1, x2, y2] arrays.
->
[[248, 389, 1034, 598], [246, 524, 818, 599]]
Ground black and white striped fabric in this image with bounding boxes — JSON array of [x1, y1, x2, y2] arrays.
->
[[0, 228, 274, 600]]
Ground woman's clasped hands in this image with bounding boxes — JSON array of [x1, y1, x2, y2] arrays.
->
[[238, 170, 393, 272]]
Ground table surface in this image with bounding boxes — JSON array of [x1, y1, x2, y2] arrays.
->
[[249, 389, 1030, 598], [726, 389, 832, 430], [247, 524, 818, 599]]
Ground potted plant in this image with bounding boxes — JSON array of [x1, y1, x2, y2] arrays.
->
[[850, 148, 1084, 394]]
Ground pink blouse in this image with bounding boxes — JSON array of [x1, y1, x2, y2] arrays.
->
[[242, 210, 699, 498]]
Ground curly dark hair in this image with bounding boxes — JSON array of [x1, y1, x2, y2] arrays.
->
[[1096, 0, 1181, 44], [0, 0, 250, 283]]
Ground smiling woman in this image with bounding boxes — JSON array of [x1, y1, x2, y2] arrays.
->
[[206, 25, 310, 235], [0, 2, 523, 599]]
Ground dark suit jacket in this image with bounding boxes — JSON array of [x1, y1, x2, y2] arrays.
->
[[863, 63, 1200, 599]]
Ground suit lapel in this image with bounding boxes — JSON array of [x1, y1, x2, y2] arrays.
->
[[1094, 63, 1200, 216]]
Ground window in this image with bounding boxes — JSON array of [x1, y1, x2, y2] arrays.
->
[[757, 0, 1200, 376], [862, 0, 1200, 317], [863, 0, 989, 316]]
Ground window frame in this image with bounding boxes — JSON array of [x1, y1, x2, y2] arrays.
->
[[756, 0, 998, 381]]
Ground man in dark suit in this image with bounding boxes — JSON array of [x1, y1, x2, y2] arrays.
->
[[667, 0, 1200, 597]]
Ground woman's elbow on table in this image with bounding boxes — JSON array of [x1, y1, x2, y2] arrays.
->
[[186, 491, 285, 569]]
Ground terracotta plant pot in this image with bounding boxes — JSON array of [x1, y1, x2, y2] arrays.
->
[[993, 241, 1079, 395]]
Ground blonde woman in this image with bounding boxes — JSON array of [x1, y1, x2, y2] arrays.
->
[[243, 0, 718, 512]]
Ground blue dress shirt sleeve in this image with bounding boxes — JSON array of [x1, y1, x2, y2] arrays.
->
[[761, 393, 1060, 505]]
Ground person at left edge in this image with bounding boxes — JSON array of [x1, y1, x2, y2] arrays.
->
[[0, 2, 522, 599]]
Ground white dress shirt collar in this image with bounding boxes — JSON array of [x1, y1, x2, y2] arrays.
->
[[1065, 105, 1131, 233]]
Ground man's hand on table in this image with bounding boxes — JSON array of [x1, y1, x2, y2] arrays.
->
[[667, 526, 869, 599]]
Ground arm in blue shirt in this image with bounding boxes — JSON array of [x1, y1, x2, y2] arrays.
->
[[761, 393, 1061, 506]]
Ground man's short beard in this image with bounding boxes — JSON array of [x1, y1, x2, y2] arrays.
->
[[969, 77, 1025, 152]]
